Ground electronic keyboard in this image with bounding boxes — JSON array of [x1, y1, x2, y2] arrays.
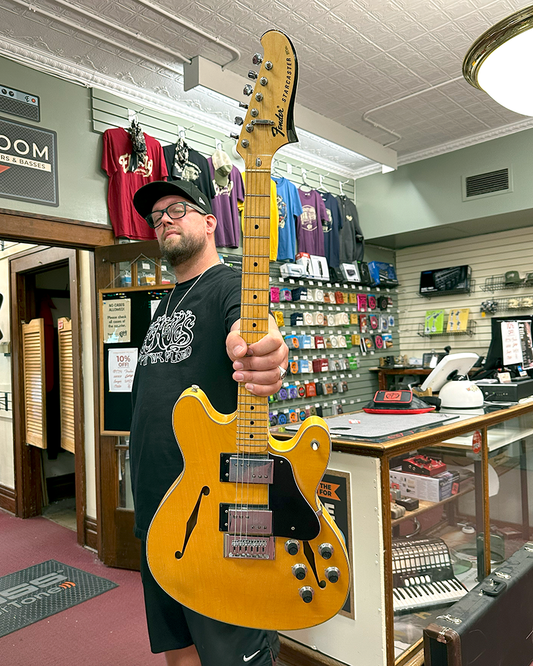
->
[[392, 537, 467, 615]]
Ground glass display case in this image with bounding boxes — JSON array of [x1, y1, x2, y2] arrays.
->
[[276, 403, 533, 666]]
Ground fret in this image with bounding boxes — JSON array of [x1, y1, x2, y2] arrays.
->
[[243, 193, 270, 197], [244, 216, 270, 220]]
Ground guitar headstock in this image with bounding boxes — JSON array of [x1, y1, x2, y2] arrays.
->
[[236, 30, 298, 167]]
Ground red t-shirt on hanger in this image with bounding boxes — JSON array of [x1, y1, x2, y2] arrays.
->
[[102, 127, 168, 240]]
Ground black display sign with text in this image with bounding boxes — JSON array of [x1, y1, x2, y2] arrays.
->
[[0, 117, 58, 206]]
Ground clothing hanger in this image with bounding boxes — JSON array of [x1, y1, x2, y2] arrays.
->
[[271, 159, 283, 178], [317, 174, 329, 192], [299, 168, 313, 192], [339, 179, 350, 196]]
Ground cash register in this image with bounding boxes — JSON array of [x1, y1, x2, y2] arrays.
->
[[475, 315, 533, 403]]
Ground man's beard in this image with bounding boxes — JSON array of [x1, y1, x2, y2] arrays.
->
[[159, 232, 205, 267]]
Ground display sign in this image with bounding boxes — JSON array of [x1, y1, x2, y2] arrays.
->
[[0, 117, 58, 206], [318, 470, 354, 618]]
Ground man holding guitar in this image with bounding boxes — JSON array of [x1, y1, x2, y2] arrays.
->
[[130, 177, 288, 666]]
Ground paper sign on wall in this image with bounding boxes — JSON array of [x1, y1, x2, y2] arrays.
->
[[103, 299, 131, 343], [108, 348, 138, 392]]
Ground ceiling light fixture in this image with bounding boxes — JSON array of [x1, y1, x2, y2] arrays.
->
[[463, 6, 533, 116]]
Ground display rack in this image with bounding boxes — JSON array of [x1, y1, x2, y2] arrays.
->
[[418, 279, 476, 298], [482, 275, 533, 292], [417, 319, 476, 337]]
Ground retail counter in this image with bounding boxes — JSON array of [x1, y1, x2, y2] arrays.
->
[[274, 401, 533, 666]]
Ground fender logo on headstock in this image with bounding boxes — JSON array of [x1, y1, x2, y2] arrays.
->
[[273, 106, 285, 137]]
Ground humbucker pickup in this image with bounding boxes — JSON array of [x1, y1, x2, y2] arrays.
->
[[227, 508, 272, 534], [220, 454, 274, 484]]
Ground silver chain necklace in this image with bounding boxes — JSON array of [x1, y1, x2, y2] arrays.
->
[[163, 262, 221, 319]]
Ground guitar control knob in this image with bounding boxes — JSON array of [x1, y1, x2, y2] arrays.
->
[[299, 586, 314, 603], [292, 564, 307, 580], [252, 53, 263, 65], [325, 567, 341, 583], [234, 116, 244, 126], [318, 543, 334, 559], [243, 84, 254, 96], [248, 70, 258, 80], [285, 539, 300, 555]]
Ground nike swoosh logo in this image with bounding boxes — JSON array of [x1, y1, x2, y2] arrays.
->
[[243, 649, 261, 662]]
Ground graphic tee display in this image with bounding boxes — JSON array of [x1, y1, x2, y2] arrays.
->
[[101, 127, 168, 240], [129, 264, 241, 539], [272, 176, 302, 261], [337, 195, 365, 263], [162, 142, 215, 203], [320, 191, 343, 268], [297, 189, 328, 257], [208, 159, 245, 248]]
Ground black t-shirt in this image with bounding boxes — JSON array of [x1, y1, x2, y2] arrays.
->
[[337, 195, 365, 263], [163, 143, 216, 203], [129, 264, 241, 539]]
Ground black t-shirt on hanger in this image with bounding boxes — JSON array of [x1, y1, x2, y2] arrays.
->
[[163, 143, 216, 202], [337, 195, 365, 263]]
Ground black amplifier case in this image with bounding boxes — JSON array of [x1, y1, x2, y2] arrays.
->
[[423, 542, 533, 666]]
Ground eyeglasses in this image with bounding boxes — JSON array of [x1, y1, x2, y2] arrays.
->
[[145, 201, 205, 228]]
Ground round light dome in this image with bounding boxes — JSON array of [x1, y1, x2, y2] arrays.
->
[[463, 6, 533, 117]]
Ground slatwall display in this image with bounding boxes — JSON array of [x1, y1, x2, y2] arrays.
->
[[395, 226, 533, 362], [267, 260, 399, 420], [91, 89, 356, 198]]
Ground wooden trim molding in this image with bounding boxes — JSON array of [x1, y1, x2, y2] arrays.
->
[[0, 208, 115, 249], [0, 484, 16, 514], [279, 637, 345, 666], [84, 516, 98, 552]]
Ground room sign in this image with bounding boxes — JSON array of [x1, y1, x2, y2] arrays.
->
[[0, 117, 58, 206]]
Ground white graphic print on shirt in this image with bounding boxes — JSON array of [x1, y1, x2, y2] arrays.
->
[[139, 309, 196, 365], [300, 204, 318, 232]]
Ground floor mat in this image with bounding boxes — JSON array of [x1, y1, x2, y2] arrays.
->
[[0, 559, 118, 638]]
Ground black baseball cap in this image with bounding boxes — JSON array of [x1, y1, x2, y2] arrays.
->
[[133, 179, 212, 219]]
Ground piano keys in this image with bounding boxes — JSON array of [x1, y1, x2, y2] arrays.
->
[[392, 537, 467, 615]]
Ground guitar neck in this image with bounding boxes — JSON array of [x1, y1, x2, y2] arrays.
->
[[237, 164, 272, 452]]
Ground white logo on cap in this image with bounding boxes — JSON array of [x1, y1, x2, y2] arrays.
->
[[199, 196, 205, 204]]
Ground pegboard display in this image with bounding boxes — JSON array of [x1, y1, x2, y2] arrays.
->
[[266, 260, 399, 425]]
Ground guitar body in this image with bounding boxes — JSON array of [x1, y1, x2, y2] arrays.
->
[[146, 386, 350, 630]]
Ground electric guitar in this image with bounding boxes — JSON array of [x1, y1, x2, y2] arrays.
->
[[146, 29, 351, 631]]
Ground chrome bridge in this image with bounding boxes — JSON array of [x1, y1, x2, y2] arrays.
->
[[224, 535, 276, 560]]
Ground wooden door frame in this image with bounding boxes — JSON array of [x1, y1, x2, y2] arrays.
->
[[10, 247, 87, 540], [2, 207, 114, 554]]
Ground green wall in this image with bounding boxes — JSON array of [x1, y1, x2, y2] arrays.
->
[[0, 56, 108, 224], [357, 128, 533, 239]]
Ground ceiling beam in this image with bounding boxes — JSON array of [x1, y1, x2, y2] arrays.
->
[[184, 56, 397, 170]]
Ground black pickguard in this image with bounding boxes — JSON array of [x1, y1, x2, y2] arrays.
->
[[219, 452, 320, 541]]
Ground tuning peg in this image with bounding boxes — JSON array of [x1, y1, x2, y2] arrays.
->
[[239, 102, 249, 109], [243, 84, 253, 96], [248, 70, 258, 80], [230, 133, 240, 140], [234, 116, 244, 126], [252, 53, 263, 66]]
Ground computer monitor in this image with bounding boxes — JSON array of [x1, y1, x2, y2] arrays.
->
[[482, 315, 533, 376]]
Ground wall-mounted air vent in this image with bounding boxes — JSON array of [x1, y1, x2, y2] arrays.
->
[[462, 168, 512, 201]]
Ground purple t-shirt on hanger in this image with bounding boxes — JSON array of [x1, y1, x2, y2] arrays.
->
[[297, 189, 328, 257], [208, 158, 245, 248]]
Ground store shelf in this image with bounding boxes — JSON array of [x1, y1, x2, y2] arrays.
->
[[481, 275, 533, 292], [417, 319, 476, 337]]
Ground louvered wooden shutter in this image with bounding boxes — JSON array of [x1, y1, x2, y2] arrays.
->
[[22, 318, 47, 449], [58, 317, 75, 454]]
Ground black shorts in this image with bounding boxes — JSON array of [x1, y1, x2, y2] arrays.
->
[[140, 542, 280, 665]]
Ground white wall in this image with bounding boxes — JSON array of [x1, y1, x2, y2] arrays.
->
[[395, 225, 533, 360], [0, 242, 36, 489]]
